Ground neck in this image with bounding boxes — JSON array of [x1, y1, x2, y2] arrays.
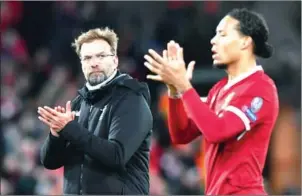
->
[[226, 56, 257, 80]]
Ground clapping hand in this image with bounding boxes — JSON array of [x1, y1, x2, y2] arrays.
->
[[38, 101, 75, 136], [144, 40, 195, 94]]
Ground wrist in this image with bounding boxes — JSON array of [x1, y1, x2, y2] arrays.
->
[[176, 80, 193, 94], [50, 130, 60, 137], [167, 84, 182, 98]]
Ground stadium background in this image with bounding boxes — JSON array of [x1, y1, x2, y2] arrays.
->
[[1, 1, 301, 195]]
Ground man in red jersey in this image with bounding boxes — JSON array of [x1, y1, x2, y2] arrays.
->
[[143, 8, 279, 195]]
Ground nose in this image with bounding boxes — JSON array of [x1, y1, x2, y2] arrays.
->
[[89, 57, 99, 68], [90, 63, 98, 69], [210, 35, 216, 45]]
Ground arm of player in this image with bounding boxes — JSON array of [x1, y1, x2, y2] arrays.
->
[[58, 92, 152, 170], [40, 133, 68, 169], [168, 97, 201, 144], [181, 88, 273, 143]]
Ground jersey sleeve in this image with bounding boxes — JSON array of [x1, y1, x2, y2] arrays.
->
[[167, 92, 212, 145], [181, 87, 275, 143], [168, 97, 201, 144], [223, 95, 268, 131]]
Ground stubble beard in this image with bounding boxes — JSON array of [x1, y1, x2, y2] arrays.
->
[[88, 72, 107, 86], [213, 63, 228, 70]]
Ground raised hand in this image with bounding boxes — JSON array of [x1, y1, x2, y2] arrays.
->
[[165, 41, 195, 95], [49, 106, 66, 137], [38, 101, 75, 135], [144, 40, 195, 93]]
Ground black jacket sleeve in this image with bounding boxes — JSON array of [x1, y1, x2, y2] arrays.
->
[[40, 133, 67, 169], [58, 92, 153, 170]]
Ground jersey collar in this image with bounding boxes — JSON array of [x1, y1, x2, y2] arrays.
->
[[224, 65, 263, 91]]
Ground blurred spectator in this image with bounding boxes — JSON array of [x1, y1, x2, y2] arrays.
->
[[0, 1, 23, 31], [1, 29, 30, 65], [25, 48, 52, 100]]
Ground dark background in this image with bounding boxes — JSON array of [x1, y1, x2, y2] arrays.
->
[[1, 1, 301, 195]]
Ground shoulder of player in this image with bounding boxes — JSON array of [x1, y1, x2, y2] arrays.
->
[[260, 72, 278, 92], [246, 73, 278, 99]]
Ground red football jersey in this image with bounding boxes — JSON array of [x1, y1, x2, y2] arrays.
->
[[167, 66, 279, 195]]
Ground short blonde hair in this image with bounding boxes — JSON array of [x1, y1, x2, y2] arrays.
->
[[72, 27, 119, 56]]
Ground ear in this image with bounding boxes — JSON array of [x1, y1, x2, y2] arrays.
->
[[241, 36, 253, 50]]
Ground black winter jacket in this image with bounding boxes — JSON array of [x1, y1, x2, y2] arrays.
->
[[40, 72, 153, 195]]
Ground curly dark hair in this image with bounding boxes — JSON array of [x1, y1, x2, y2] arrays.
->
[[227, 8, 274, 59]]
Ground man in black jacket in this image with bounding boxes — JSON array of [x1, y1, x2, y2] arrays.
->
[[37, 27, 153, 195]]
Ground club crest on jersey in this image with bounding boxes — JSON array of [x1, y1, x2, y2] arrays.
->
[[250, 97, 263, 113]]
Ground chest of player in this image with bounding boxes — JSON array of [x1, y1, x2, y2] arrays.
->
[[209, 82, 252, 115], [209, 89, 235, 116]]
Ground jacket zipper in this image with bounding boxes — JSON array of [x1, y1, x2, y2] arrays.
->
[[79, 164, 83, 195], [79, 104, 93, 195]]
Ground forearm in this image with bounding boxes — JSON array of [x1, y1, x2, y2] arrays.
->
[[181, 88, 245, 143], [40, 133, 67, 169], [168, 98, 200, 144], [59, 121, 129, 170]]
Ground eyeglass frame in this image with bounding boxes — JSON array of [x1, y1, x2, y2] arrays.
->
[[80, 53, 115, 63]]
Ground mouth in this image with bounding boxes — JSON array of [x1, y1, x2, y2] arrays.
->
[[212, 54, 218, 59], [89, 71, 102, 76], [211, 49, 218, 59]]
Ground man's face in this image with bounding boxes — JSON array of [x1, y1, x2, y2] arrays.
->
[[210, 16, 244, 68], [80, 39, 118, 86]]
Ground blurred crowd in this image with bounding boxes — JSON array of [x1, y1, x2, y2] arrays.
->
[[1, 1, 301, 195]]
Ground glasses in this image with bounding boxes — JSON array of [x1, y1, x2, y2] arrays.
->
[[81, 53, 115, 63]]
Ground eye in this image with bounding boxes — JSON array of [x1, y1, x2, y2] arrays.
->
[[216, 30, 226, 37], [96, 54, 103, 58], [218, 32, 226, 37], [85, 56, 91, 60]]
